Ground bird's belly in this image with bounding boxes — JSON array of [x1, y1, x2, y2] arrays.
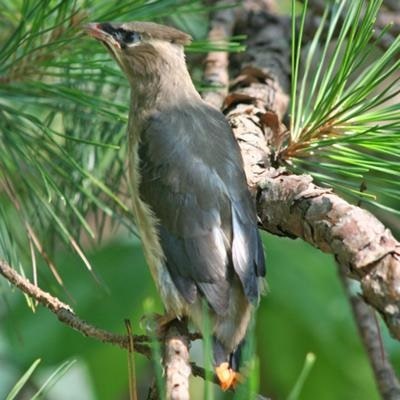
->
[[128, 142, 187, 316], [132, 195, 188, 316]]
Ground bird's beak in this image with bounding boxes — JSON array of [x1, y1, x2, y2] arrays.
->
[[84, 23, 121, 49], [84, 23, 103, 39]]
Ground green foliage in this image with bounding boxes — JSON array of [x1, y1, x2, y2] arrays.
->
[[287, 0, 400, 215], [201, 300, 215, 400], [0, 0, 238, 280], [5, 359, 41, 400], [0, 0, 248, 282], [5, 358, 75, 400]]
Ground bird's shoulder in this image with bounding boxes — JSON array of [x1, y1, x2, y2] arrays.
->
[[139, 101, 246, 195]]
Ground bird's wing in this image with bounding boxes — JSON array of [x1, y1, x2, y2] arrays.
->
[[138, 102, 265, 316]]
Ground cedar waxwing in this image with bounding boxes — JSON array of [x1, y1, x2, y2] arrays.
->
[[85, 21, 266, 390]]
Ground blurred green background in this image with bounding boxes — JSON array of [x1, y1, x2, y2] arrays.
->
[[2, 232, 399, 399]]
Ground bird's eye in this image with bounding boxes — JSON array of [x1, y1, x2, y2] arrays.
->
[[123, 31, 141, 44], [98, 24, 141, 48]]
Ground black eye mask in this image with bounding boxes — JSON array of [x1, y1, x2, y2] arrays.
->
[[100, 23, 142, 47], [122, 30, 142, 44]]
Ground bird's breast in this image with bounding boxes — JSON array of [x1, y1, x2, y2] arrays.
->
[[127, 137, 187, 316]]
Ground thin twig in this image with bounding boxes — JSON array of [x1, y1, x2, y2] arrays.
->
[[125, 319, 138, 400], [338, 265, 400, 400], [0, 258, 150, 354], [0, 257, 214, 383]]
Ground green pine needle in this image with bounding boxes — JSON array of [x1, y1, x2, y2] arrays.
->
[[286, 0, 400, 215], [287, 353, 316, 400], [5, 359, 41, 400]]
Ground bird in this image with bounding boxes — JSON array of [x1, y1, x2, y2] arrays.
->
[[85, 21, 266, 391]]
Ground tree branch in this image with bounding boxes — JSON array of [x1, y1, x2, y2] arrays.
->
[[338, 266, 400, 400], [258, 172, 400, 339], [164, 320, 192, 400], [0, 258, 150, 355], [201, 1, 238, 109], [226, 0, 400, 343], [226, 2, 400, 397], [226, 2, 400, 398]]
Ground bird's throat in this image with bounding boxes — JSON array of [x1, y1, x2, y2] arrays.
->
[[127, 42, 201, 113]]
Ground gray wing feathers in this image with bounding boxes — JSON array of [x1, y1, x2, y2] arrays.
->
[[138, 102, 265, 315], [231, 201, 265, 304], [159, 224, 231, 315]]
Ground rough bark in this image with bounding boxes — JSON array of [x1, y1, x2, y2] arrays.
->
[[222, 0, 400, 343], [164, 320, 192, 400], [201, 2, 237, 108]]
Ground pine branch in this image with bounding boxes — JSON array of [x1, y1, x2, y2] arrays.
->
[[230, 0, 400, 343], [257, 172, 400, 340], [226, 2, 400, 397], [164, 320, 192, 400], [1, 0, 238, 288], [201, 1, 237, 109]]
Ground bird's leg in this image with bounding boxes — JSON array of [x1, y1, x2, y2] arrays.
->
[[213, 337, 242, 391]]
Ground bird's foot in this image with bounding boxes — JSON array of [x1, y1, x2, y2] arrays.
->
[[140, 313, 176, 337], [215, 362, 241, 391]]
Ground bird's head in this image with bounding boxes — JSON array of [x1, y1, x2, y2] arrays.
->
[[85, 21, 192, 84]]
